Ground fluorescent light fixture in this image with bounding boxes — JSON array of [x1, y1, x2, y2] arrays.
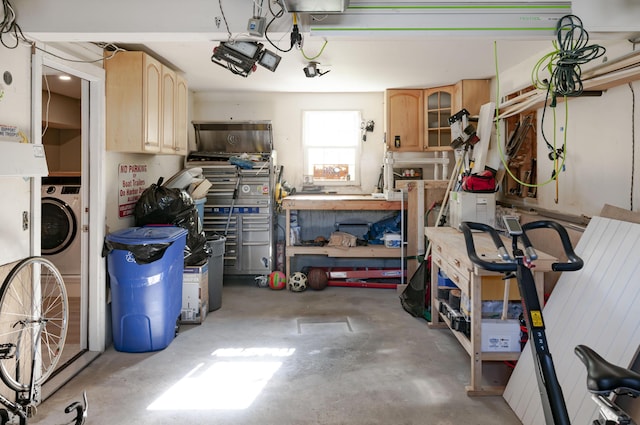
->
[[281, 0, 350, 13], [58, 75, 71, 81]]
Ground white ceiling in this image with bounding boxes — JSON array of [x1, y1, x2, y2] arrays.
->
[[136, 37, 554, 94], [18, 0, 573, 95], [43, 37, 556, 98]]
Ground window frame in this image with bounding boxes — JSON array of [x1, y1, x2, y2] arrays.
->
[[302, 109, 362, 187]]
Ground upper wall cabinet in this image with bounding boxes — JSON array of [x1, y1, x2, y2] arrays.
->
[[106, 51, 188, 155], [424, 85, 453, 151], [452, 79, 490, 117], [386, 80, 490, 152], [174, 74, 189, 156], [385, 89, 424, 152]]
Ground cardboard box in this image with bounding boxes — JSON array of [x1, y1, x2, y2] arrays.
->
[[460, 275, 521, 317], [481, 319, 521, 352], [481, 275, 521, 300], [190, 178, 212, 200], [181, 261, 209, 324]]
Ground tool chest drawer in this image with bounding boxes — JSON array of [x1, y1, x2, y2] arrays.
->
[[432, 251, 470, 295]]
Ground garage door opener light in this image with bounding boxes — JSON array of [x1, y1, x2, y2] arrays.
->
[[303, 62, 329, 78]]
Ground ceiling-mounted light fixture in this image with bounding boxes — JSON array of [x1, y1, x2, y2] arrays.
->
[[303, 62, 329, 78], [211, 41, 282, 77]]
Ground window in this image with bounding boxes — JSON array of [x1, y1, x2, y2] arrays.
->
[[303, 110, 361, 186]]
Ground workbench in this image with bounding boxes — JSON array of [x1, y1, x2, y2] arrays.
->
[[282, 195, 405, 280], [425, 226, 557, 396]]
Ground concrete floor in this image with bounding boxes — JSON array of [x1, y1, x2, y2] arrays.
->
[[32, 281, 522, 425]]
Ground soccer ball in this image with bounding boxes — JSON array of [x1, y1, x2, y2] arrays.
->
[[289, 272, 308, 292], [268, 271, 286, 290]]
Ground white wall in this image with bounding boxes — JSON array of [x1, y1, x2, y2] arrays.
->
[[0, 43, 36, 267], [495, 39, 640, 217], [193, 91, 385, 193], [104, 152, 185, 233]]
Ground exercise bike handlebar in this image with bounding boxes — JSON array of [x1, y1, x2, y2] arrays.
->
[[460, 220, 584, 272]]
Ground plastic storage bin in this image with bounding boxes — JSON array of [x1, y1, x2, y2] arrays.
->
[[383, 233, 401, 248], [207, 235, 226, 311], [194, 198, 206, 224], [105, 226, 188, 353]]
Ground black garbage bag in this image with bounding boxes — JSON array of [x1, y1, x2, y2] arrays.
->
[[134, 177, 209, 266], [101, 240, 171, 265], [134, 177, 193, 224], [400, 255, 431, 319]]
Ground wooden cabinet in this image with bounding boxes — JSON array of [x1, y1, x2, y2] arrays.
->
[[174, 74, 189, 155], [386, 80, 489, 152], [452, 79, 490, 117], [424, 86, 453, 151], [426, 226, 556, 395], [425, 80, 490, 151], [160, 66, 176, 154], [385, 89, 424, 152], [106, 51, 188, 155]]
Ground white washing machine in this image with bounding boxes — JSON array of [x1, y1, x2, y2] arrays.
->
[[41, 179, 82, 275]]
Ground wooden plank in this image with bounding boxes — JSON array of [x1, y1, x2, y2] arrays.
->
[[581, 50, 640, 79], [406, 180, 447, 277], [286, 245, 399, 258], [282, 195, 403, 211], [499, 88, 540, 109], [503, 217, 640, 425], [470, 102, 495, 174]]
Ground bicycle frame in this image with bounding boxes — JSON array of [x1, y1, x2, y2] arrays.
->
[[0, 257, 87, 425], [515, 256, 571, 425], [461, 220, 639, 425], [0, 318, 45, 424], [460, 220, 580, 425]]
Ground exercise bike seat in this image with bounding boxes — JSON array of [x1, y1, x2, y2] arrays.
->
[[575, 344, 640, 397]]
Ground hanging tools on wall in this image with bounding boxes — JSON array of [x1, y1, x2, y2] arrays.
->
[[361, 120, 375, 142]]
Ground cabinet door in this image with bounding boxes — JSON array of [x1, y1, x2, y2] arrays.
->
[[424, 86, 453, 151], [385, 89, 424, 151], [160, 66, 176, 154], [452, 79, 490, 117], [174, 75, 189, 156], [143, 55, 162, 152]]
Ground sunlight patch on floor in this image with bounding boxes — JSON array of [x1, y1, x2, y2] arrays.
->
[[147, 347, 295, 411]]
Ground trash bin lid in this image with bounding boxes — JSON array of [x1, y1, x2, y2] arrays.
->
[[106, 226, 188, 245]]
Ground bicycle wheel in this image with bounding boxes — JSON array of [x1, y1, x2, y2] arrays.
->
[[0, 257, 68, 392]]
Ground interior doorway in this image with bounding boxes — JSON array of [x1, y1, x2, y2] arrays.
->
[[33, 48, 108, 399], [41, 65, 86, 371]]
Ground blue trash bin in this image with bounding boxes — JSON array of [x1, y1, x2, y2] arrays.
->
[[105, 226, 188, 353]]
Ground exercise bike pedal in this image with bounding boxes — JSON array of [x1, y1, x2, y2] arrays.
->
[[0, 344, 15, 359]]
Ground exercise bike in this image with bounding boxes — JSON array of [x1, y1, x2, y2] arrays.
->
[[460, 218, 640, 425]]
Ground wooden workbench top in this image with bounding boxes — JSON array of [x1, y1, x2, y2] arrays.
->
[[425, 226, 558, 272], [282, 194, 403, 210]]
